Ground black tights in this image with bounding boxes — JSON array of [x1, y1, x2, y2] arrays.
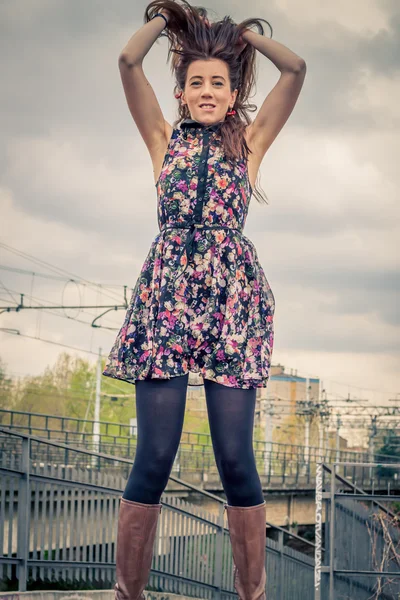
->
[[122, 373, 264, 507]]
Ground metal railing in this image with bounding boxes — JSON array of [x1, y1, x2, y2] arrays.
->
[[0, 428, 315, 598], [1, 409, 397, 491], [1, 426, 395, 493], [315, 462, 400, 600]]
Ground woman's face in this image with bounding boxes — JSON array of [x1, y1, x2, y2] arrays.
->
[[182, 59, 238, 125]]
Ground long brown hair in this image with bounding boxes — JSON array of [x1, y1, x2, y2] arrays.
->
[[144, 0, 273, 205]]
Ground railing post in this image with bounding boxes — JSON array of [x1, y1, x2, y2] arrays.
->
[[314, 462, 323, 600], [64, 445, 69, 475], [268, 450, 272, 485], [17, 436, 30, 591], [329, 465, 336, 600], [295, 450, 299, 485], [282, 451, 286, 485], [213, 502, 224, 600], [278, 529, 284, 600]]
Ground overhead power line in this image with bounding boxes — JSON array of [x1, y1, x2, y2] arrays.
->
[[0, 327, 107, 358], [0, 284, 128, 330], [1, 284, 121, 329], [0, 241, 128, 305], [0, 264, 126, 288]]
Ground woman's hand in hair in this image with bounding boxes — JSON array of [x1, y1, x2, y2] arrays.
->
[[159, 8, 170, 24], [235, 29, 250, 54], [199, 14, 211, 28]]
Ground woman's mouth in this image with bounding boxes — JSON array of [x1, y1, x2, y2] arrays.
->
[[200, 104, 216, 111]]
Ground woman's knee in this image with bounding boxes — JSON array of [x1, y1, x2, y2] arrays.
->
[[218, 455, 254, 484], [134, 446, 177, 479]]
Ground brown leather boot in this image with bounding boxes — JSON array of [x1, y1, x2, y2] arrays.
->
[[114, 497, 162, 600], [225, 501, 267, 600]]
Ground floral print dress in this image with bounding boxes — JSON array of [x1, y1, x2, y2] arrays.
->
[[102, 118, 275, 389]]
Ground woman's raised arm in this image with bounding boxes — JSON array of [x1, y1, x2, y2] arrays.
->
[[118, 12, 171, 154], [243, 28, 306, 159]]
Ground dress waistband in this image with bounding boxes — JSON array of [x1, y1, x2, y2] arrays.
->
[[160, 222, 243, 299]]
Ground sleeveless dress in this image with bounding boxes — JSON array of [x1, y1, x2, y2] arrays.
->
[[102, 118, 275, 389]]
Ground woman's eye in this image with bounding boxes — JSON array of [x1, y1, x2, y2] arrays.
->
[[191, 82, 223, 86]]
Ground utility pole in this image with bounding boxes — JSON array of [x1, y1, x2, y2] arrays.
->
[[325, 425, 330, 457], [318, 384, 325, 462], [92, 347, 102, 465], [318, 423, 324, 460], [318, 387, 331, 464], [369, 415, 378, 480], [297, 380, 315, 476], [304, 378, 311, 469], [335, 415, 342, 472]]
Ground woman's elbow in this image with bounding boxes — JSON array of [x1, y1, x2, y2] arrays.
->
[[118, 53, 140, 69]]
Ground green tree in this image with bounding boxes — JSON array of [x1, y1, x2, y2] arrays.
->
[[376, 435, 400, 479], [0, 357, 13, 410]]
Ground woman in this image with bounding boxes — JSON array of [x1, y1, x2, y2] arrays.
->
[[103, 1, 306, 597]]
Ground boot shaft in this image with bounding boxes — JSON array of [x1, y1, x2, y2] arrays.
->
[[115, 497, 162, 600], [225, 501, 267, 600]]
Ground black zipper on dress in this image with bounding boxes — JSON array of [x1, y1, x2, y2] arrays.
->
[[193, 130, 212, 223]]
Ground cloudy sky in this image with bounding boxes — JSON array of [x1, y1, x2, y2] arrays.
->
[[0, 0, 399, 406]]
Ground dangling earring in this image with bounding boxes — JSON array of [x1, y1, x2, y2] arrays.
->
[[226, 106, 236, 116]]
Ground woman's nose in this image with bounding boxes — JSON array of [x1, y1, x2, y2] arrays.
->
[[201, 85, 214, 95]]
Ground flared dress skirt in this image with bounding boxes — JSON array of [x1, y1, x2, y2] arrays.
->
[[102, 119, 275, 389]]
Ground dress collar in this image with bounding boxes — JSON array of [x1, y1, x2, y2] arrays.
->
[[180, 118, 224, 133]]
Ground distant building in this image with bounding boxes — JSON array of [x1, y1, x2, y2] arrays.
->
[[263, 363, 319, 401], [186, 364, 321, 422]]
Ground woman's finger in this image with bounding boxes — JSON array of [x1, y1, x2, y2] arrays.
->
[[199, 14, 211, 27]]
